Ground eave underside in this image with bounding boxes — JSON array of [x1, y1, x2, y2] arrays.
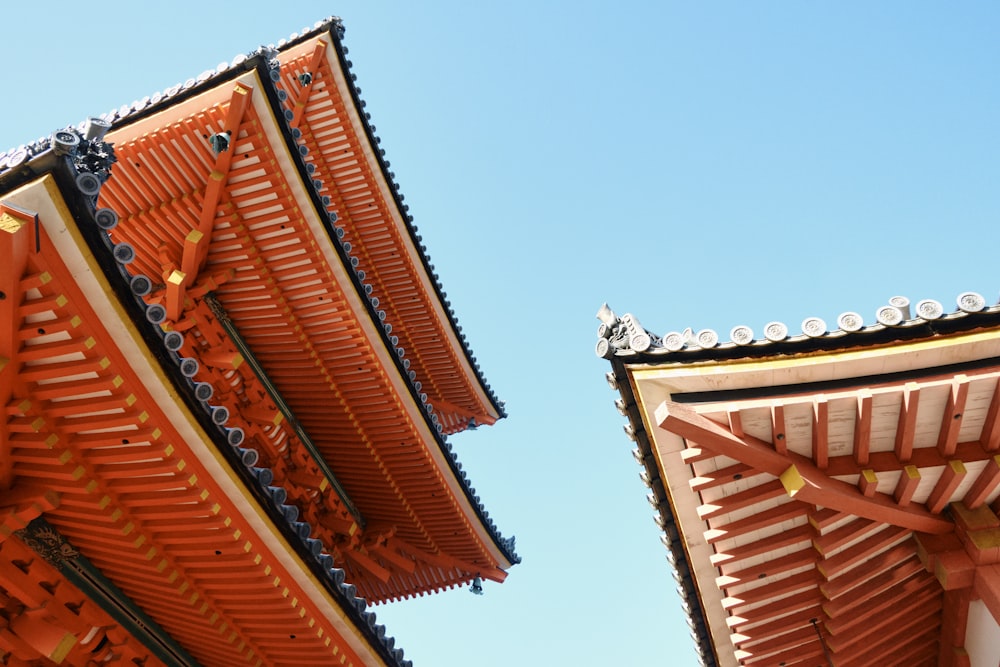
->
[[2, 176, 390, 667], [627, 342, 1000, 666], [276, 34, 502, 433], [94, 69, 510, 600]]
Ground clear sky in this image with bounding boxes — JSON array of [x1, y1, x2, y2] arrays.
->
[[5, 2, 1000, 665]]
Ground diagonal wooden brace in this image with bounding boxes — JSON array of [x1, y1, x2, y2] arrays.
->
[[656, 400, 953, 534]]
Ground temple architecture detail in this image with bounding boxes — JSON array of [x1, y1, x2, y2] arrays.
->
[[598, 298, 1000, 666], [0, 18, 517, 666]]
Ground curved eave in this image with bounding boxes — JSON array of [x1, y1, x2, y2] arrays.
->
[[605, 361, 721, 667], [277, 28, 505, 430], [603, 306, 1000, 665], [599, 302, 1000, 369], [96, 62, 518, 579], [3, 171, 407, 667]]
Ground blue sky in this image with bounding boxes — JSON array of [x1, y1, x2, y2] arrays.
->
[[5, 2, 1000, 665]]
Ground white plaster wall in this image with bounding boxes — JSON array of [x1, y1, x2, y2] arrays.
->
[[966, 599, 1000, 667]]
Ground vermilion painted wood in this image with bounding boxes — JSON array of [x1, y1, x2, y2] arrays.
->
[[657, 401, 954, 533]]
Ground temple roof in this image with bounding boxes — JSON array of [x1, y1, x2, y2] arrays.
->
[[0, 16, 519, 666], [598, 296, 1000, 666], [597, 293, 1000, 365]]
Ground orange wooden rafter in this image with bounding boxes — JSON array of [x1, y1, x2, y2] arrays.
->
[[938, 587, 972, 667], [927, 461, 967, 514], [895, 465, 921, 507], [812, 396, 829, 469], [706, 502, 806, 545], [820, 541, 919, 599], [168, 83, 253, 321], [827, 439, 994, 478], [894, 383, 920, 463], [853, 390, 873, 466], [821, 556, 926, 618], [726, 405, 743, 437], [290, 41, 328, 128], [770, 403, 786, 455], [981, 377, 1000, 452], [965, 455, 1000, 509], [0, 203, 37, 491], [938, 376, 970, 457], [656, 400, 954, 533]]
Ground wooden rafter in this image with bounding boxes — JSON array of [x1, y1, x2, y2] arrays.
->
[[812, 396, 829, 469], [853, 390, 873, 466], [965, 455, 1000, 509], [657, 401, 954, 533], [938, 376, 970, 457], [289, 41, 328, 128], [0, 203, 36, 490], [981, 377, 1000, 452], [168, 83, 253, 321], [894, 383, 921, 463], [771, 403, 786, 455]]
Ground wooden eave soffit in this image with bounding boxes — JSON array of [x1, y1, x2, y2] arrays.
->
[[656, 400, 954, 534]]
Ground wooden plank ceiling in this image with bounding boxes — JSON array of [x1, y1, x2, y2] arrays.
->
[[276, 35, 501, 435], [94, 54, 511, 602], [2, 180, 382, 666], [656, 365, 1000, 666]]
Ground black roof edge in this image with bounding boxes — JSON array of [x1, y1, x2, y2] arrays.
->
[[323, 23, 507, 421], [606, 357, 719, 667], [51, 156, 413, 667], [253, 53, 521, 568], [9, 14, 519, 574]]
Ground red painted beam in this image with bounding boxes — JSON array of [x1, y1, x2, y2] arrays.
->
[[656, 401, 954, 533], [894, 383, 920, 463], [938, 376, 969, 457]]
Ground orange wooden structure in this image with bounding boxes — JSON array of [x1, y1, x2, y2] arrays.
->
[[598, 299, 1000, 666], [0, 18, 517, 666]]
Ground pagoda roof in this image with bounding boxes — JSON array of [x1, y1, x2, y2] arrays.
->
[[0, 17, 519, 600], [1, 172, 408, 665], [598, 298, 1000, 666], [0, 17, 518, 666]]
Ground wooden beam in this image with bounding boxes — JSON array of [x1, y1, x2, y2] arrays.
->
[[821, 541, 920, 600], [981, 377, 1000, 452], [290, 41, 328, 128], [813, 396, 829, 469], [824, 572, 938, 635], [894, 465, 920, 507], [725, 589, 819, 630], [656, 401, 954, 533], [724, 569, 820, 615], [894, 383, 920, 463], [818, 525, 909, 579], [0, 204, 34, 491], [169, 83, 253, 321], [825, 595, 940, 659], [697, 479, 786, 521], [771, 403, 786, 454], [689, 461, 755, 493], [821, 556, 925, 618], [813, 517, 880, 557], [711, 524, 813, 567], [854, 390, 873, 466], [938, 587, 971, 667], [705, 502, 806, 545], [727, 406, 744, 437], [964, 455, 1000, 509], [827, 439, 992, 478], [859, 469, 878, 497], [973, 564, 1000, 627], [928, 460, 967, 514], [938, 376, 969, 457], [717, 548, 816, 588]]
